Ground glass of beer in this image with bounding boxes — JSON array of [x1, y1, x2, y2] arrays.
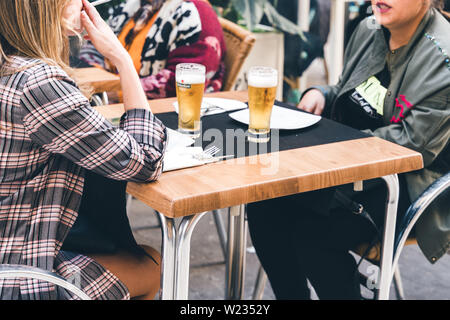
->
[[247, 66, 278, 143], [176, 63, 206, 138]]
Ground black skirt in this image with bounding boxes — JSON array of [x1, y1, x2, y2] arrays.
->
[[61, 170, 146, 258]]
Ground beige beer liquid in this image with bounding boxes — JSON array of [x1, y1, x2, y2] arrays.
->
[[248, 85, 277, 132], [176, 82, 205, 131]]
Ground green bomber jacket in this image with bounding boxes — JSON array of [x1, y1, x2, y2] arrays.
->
[[312, 8, 450, 263]]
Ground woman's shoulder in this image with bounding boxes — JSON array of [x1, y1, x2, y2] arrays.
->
[[411, 10, 450, 86], [6, 56, 72, 88], [423, 9, 450, 61]]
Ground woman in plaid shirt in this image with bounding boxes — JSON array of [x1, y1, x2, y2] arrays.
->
[[0, 0, 166, 299]]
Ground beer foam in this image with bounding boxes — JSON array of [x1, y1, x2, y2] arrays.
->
[[176, 73, 205, 84], [248, 76, 277, 88]]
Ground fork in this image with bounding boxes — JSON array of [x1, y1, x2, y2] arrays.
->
[[193, 146, 221, 160], [201, 102, 225, 116]]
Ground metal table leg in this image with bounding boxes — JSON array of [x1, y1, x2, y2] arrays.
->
[[225, 205, 247, 300], [174, 212, 208, 300], [378, 174, 400, 300], [156, 211, 209, 300], [156, 211, 176, 300], [212, 209, 228, 259]]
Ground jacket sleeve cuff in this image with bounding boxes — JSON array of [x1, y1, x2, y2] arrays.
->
[[120, 108, 167, 156]]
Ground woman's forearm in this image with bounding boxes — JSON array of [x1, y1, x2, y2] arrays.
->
[[114, 54, 150, 112]]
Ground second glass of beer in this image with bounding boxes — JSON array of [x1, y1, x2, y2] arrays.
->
[[176, 63, 206, 138], [248, 66, 278, 143]]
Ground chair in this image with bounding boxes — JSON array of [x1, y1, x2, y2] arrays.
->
[[218, 17, 256, 92], [252, 171, 450, 300], [385, 171, 449, 299], [0, 264, 91, 300], [354, 171, 450, 299]]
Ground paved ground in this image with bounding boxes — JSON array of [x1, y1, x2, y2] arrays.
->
[[129, 198, 450, 300], [128, 58, 450, 300]]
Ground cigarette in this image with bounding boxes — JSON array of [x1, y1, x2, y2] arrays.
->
[[90, 0, 112, 7]]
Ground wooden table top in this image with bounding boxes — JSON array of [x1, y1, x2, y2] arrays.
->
[[73, 68, 121, 94], [95, 90, 248, 118], [95, 91, 424, 218]]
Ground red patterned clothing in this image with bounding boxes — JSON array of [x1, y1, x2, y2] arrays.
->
[[0, 56, 167, 299], [79, 0, 226, 99]]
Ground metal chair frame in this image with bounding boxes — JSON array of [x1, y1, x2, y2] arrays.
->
[[390, 172, 450, 286], [252, 172, 450, 300], [0, 264, 91, 300]]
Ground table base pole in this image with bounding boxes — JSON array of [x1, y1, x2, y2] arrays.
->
[[156, 211, 176, 300], [174, 212, 208, 300], [226, 205, 247, 300]]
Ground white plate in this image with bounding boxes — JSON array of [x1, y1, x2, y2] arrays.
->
[[173, 97, 247, 115], [228, 105, 321, 130]]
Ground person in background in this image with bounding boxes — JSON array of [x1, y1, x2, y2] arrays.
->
[[247, 0, 449, 299], [79, 0, 226, 99], [0, 0, 166, 299]]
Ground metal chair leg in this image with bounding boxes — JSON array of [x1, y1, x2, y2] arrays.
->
[[378, 174, 400, 300], [393, 266, 405, 300], [101, 92, 109, 105], [0, 265, 91, 300], [252, 265, 268, 300], [90, 94, 104, 106], [126, 193, 133, 214]]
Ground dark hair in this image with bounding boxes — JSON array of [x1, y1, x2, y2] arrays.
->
[[432, 0, 450, 21], [123, 0, 166, 46], [432, 0, 444, 9], [135, 0, 165, 21]]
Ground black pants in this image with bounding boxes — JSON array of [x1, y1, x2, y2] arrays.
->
[[246, 177, 411, 300]]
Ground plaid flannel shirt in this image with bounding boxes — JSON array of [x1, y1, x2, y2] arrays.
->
[[0, 56, 167, 300]]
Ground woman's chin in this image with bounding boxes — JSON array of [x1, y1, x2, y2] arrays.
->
[[374, 15, 394, 28]]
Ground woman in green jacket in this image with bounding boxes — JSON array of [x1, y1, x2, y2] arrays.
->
[[247, 0, 450, 299]]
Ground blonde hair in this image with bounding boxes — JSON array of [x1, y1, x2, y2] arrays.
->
[[0, 0, 91, 97]]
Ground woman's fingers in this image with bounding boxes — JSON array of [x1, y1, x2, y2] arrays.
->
[[82, 0, 103, 27], [80, 10, 98, 36], [79, 2, 128, 66], [297, 89, 326, 115], [297, 99, 317, 113], [298, 103, 314, 113], [313, 104, 324, 115]]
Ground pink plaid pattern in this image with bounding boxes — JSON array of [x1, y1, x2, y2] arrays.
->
[[0, 56, 167, 300]]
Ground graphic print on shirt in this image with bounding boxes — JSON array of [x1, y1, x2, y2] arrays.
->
[[390, 95, 413, 123], [354, 76, 387, 116]]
